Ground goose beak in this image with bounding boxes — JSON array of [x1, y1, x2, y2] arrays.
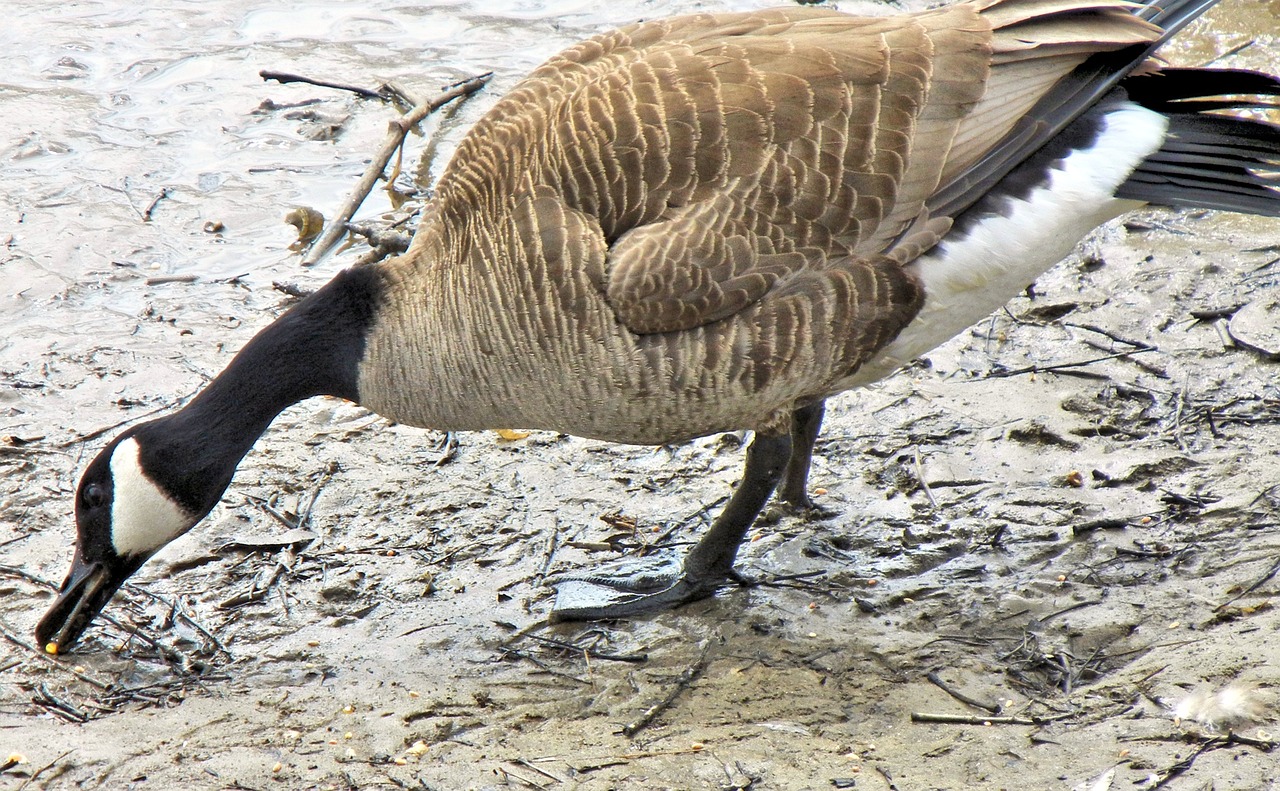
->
[[34, 552, 123, 654]]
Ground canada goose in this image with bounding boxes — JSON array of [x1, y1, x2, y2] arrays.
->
[[36, 0, 1280, 652]]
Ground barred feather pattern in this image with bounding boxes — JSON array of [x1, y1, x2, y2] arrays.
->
[[360, 0, 1160, 443]]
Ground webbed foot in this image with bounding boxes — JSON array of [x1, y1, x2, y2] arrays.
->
[[547, 551, 727, 620], [548, 426, 799, 621]]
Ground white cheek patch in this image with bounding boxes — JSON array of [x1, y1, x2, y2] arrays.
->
[[108, 437, 196, 557]]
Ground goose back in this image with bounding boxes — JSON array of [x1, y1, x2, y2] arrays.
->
[[357, 0, 1161, 443]]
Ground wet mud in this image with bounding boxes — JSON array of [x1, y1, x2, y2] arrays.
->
[[3, 1, 1279, 789]]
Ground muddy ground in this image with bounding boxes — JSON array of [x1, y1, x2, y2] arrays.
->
[[3, 1, 1280, 789]]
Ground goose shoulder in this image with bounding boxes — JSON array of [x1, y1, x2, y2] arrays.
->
[[361, 1, 1161, 441]]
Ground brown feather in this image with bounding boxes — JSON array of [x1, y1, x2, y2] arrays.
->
[[363, 0, 1164, 441]]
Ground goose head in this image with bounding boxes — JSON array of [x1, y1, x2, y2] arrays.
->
[[35, 266, 379, 652], [36, 421, 227, 652]]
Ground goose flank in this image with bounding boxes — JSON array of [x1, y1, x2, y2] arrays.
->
[[36, 0, 1280, 650]]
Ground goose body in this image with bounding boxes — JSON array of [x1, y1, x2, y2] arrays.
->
[[37, 0, 1280, 649]]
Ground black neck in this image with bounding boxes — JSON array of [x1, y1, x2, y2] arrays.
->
[[135, 266, 383, 516]]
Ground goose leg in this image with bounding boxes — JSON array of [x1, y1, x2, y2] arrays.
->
[[550, 429, 792, 620], [777, 400, 826, 509]]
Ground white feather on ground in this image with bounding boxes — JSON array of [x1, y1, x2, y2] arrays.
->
[[1172, 683, 1273, 732]]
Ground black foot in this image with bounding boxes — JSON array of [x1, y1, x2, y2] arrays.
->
[[547, 551, 728, 621], [549, 429, 795, 621], [770, 496, 840, 520]]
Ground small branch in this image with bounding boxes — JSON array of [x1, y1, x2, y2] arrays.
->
[[302, 72, 493, 267], [925, 671, 1002, 714], [525, 634, 648, 664], [34, 683, 89, 723], [259, 69, 384, 99], [621, 642, 713, 737], [344, 222, 412, 255], [912, 447, 938, 509], [0, 622, 112, 691], [142, 187, 172, 221], [983, 347, 1156, 379], [1214, 553, 1280, 612], [910, 712, 1036, 726], [16, 750, 73, 791], [145, 274, 198, 285]]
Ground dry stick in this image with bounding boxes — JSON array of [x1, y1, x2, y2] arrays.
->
[[60, 397, 193, 448], [0, 622, 111, 690], [142, 187, 172, 221], [621, 642, 713, 737], [1214, 553, 1280, 612], [910, 712, 1036, 725], [123, 585, 231, 660], [259, 69, 385, 99], [526, 634, 648, 664], [145, 274, 198, 285], [380, 80, 424, 109], [912, 447, 937, 509], [511, 759, 565, 784], [874, 765, 900, 791], [535, 521, 559, 585], [983, 347, 1157, 379], [496, 766, 549, 791], [302, 73, 493, 267], [925, 671, 1002, 714], [1147, 740, 1216, 789], [35, 683, 88, 723], [16, 750, 74, 791]]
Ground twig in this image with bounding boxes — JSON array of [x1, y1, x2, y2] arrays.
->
[[496, 765, 549, 790], [122, 585, 232, 661], [1038, 599, 1104, 624], [535, 521, 559, 585], [910, 712, 1036, 725], [1190, 305, 1244, 321], [621, 642, 713, 737], [259, 69, 384, 99], [302, 73, 492, 266], [16, 750, 73, 791], [59, 397, 191, 448], [1063, 322, 1152, 350], [344, 222, 412, 254], [912, 447, 937, 509], [874, 765, 900, 791], [983, 347, 1156, 379], [1146, 740, 1216, 789], [145, 274, 198, 285], [496, 646, 591, 685], [378, 80, 424, 109], [525, 634, 648, 664], [432, 431, 458, 467], [0, 564, 56, 588], [244, 494, 303, 530], [217, 562, 286, 609], [1071, 517, 1135, 536], [0, 622, 112, 690], [1214, 553, 1280, 611], [142, 187, 172, 221], [1197, 37, 1256, 67], [511, 759, 564, 784], [649, 496, 728, 550], [272, 281, 312, 299], [925, 672, 1001, 714], [34, 683, 89, 723]]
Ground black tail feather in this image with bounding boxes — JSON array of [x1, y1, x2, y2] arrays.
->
[[1117, 70, 1280, 216], [926, 0, 1224, 221]]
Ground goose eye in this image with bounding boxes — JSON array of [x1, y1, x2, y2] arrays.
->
[[83, 483, 107, 509]]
